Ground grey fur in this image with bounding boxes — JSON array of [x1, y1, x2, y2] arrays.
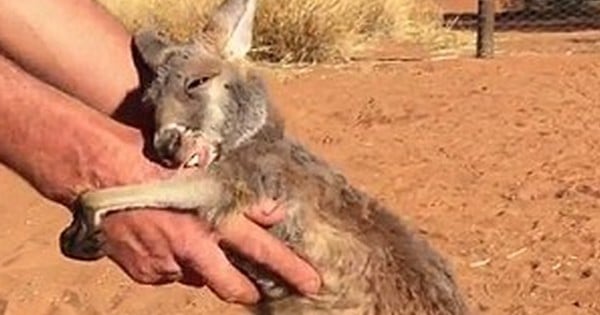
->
[[59, 0, 470, 314]]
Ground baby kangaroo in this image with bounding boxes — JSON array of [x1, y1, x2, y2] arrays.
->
[[59, 0, 469, 314]]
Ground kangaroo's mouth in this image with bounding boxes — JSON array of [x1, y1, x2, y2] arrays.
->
[[154, 124, 220, 169], [180, 129, 220, 169]]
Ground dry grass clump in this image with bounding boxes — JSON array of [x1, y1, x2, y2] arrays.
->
[[97, 0, 457, 64], [252, 0, 406, 63]]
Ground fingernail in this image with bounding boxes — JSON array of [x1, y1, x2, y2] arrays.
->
[[232, 291, 260, 305], [299, 276, 322, 294], [261, 204, 278, 216]]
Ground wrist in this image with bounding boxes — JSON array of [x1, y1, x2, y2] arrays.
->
[[37, 128, 152, 206], [66, 127, 163, 206]]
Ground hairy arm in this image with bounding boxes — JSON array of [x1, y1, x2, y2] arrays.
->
[[0, 55, 150, 204], [0, 0, 145, 124]]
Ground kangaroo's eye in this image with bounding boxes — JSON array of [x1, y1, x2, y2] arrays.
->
[[185, 76, 210, 92]]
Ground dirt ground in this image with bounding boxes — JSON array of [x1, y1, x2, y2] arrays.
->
[[1, 34, 600, 315]]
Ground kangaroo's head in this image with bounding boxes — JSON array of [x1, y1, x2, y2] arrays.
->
[[134, 0, 271, 168]]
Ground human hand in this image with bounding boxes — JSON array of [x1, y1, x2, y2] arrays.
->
[[101, 200, 320, 304]]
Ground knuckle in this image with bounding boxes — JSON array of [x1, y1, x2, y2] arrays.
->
[[248, 243, 273, 265], [131, 263, 161, 285], [174, 241, 193, 261], [174, 234, 205, 261], [166, 225, 192, 252], [147, 248, 171, 262]]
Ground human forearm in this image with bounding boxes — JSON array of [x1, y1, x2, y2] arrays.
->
[[0, 55, 155, 205], [0, 0, 142, 119]]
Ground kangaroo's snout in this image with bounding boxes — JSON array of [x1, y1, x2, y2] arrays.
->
[[154, 126, 183, 164]]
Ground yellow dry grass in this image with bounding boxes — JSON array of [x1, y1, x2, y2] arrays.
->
[[96, 0, 460, 64]]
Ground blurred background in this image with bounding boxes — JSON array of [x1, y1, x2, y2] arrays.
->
[[97, 0, 600, 63]]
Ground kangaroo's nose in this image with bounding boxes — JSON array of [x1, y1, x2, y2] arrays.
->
[[153, 127, 182, 163]]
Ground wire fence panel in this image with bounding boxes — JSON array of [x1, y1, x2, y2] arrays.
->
[[494, 0, 600, 30], [438, 0, 600, 58]]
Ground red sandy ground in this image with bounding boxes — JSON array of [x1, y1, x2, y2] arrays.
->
[[1, 47, 599, 315]]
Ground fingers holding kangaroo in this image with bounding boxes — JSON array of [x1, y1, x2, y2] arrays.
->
[[98, 205, 311, 304], [101, 210, 184, 285]]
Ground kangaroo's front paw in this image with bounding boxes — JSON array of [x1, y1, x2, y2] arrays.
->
[[226, 251, 293, 301], [59, 199, 105, 261], [255, 276, 292, 301]]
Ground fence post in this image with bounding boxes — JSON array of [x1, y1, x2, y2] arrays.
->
[[476, 0, 495, 58]]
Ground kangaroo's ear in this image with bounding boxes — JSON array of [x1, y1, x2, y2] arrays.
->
[[201, 0, 257, 60], [134, 29, 178, 71]]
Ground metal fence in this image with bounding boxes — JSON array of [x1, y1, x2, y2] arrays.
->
[[440, 0, 600, 58]]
